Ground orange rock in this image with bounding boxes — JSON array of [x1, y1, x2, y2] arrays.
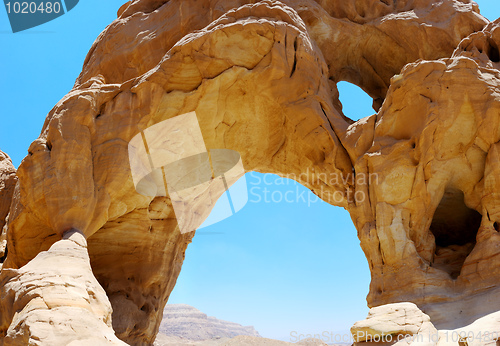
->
[[0, 151, 16, 263], [0, 0, 498, 344]]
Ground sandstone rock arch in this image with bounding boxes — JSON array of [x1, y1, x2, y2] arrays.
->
[[1, 0, 499, 345]]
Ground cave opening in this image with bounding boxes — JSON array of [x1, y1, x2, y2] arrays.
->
[[488, 39, 500, 63], [429, 188, 482, 279]]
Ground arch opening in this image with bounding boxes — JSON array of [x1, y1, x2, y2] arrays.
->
[[165, 172, 370, 342]]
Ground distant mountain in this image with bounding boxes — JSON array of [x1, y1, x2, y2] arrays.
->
[[156, 304, 261, 342], [154, 334, 332, 345], [153, 304, 340, 345]]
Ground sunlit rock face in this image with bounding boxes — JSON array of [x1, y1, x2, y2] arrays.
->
[[0, 229, 127, 345], [348, 18, 500, 328], [350, 49, 500, 327], [0, 152, 16, 264], [0, 0, 498, 344], [351, 302, 500, 345]]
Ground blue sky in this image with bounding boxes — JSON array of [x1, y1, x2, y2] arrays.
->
[[1, 1, 498, 342]]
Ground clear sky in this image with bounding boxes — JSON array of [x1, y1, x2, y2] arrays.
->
[[1, 1, 498, 343]]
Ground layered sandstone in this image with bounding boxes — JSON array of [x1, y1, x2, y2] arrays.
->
[[0, 229, 126, 345], [157, 304, 260, 341], [0, 0, 499, 345]]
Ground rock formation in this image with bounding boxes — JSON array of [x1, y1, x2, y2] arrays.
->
[[349, 18, 500, 323], [0, 152, 17, 265], [351, 303, 438, 344], [352, 302, 500, 346], [0, 0, 499, 345], [157, 304, 260, 341], [0, 229, 126, 345]]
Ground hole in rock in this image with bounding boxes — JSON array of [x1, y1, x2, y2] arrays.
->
[[0, 245, 7, 263], [494, 222, 500, 232], [430, 188, 482, 279], [488, 39, 500, 63], [337, 81, 375, 121]]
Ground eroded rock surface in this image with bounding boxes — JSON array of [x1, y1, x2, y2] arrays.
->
[[348, 18, 500, 325], [352, 302, 500, 346], [0, 0, 499, 345], [351, 302, 437, 345], [0, 151, 17, 264], [0, 229, 126, 345]]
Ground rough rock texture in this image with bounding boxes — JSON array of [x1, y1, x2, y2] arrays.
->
[[0, 151, 17, 264], [0, 229, 126, 345], [352, 302, 500, 346], [157, 304, 260, 341], [0, 0, 499, 345], [351, 303, 437, 344], [347, 18, 500, 325]]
